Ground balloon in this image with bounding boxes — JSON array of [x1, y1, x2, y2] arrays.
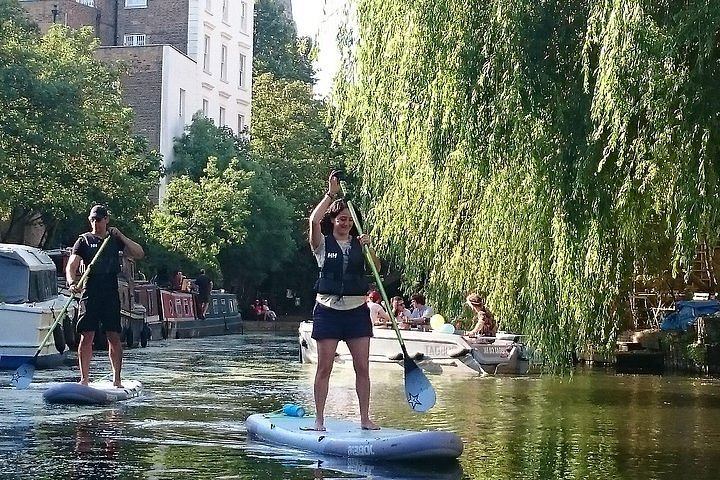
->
[[439, 323, 455, 334], [429, 314, 446, 330]]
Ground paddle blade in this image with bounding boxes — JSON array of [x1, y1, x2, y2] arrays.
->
[[12, 363, 35, 390], [403, 361, 436, 412]]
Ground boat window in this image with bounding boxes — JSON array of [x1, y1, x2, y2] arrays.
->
[[29, 269, 58, 302]]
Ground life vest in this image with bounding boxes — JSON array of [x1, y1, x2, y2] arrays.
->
[[79, 233, 121, 276], [315, 235, 368, 296]]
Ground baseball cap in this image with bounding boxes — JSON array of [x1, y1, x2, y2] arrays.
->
[[89, 205, 109, 219]]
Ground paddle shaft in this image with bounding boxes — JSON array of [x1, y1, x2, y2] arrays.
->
[[30, 234, 113, 362], [339, 182, 413, 362]]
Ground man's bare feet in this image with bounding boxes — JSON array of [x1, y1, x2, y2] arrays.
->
[[113, 381, 124, 388], [79, 379, 89, 386]]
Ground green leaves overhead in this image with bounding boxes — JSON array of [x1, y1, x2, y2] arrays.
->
[[331, 0, 720, 368], [0, 6, 160, 244]]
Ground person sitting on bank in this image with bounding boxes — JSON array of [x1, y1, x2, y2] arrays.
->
[[367, 290, 390, 327], [465, 293, 496, 337], [409, 293, 434, 327]]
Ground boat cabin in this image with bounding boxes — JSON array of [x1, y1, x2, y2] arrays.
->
[[0, 243, 57, 304]]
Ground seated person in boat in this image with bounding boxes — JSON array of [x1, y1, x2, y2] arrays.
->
[[465, 293, 496, 337], [367, 290, 390, 327], [392, 296, 412, 329], [409, 293, 434, 328]]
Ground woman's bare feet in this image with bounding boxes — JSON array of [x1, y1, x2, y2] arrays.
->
[[361, 420, 380, 430]]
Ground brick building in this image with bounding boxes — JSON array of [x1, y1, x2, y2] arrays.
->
[[20, 0, 254, 201]]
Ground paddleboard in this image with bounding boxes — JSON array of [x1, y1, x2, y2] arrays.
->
[[245, 412, 463, 461], [43, 380, 142, 405]]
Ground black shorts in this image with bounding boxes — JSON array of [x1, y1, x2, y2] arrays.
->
[[311, 302, 373, 341], [76, 290, 121, 334]]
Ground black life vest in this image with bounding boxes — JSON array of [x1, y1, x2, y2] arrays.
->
[[315, 235, 368, 296]]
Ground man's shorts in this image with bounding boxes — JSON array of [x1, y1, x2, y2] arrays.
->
[[76, 291, 122, 334], [311, 302, 373, 341]]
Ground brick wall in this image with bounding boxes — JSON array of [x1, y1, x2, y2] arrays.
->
[[21, 0, 102, 36], [117, 0, 189, 53], [95, 45, 164, 148]]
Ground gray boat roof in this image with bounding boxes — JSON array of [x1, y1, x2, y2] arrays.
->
[[0, 243, 56, 272]]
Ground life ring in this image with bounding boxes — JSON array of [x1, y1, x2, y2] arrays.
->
[[53, 323, 66, 354], [140, 324, 150, 347]]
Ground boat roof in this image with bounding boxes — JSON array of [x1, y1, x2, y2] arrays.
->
[[0, 243, 56, 272]]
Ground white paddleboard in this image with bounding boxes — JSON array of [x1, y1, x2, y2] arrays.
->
[[43, 380, 142, 405], [246, 412, 463, 461]]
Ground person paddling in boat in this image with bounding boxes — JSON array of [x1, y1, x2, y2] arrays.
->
[[465, 293, 497, 338], [308, 171, 380, 432], [66, 205, 144, 388]]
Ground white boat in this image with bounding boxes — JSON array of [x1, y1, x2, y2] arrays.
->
[[298, 321, 530, 375], [0, 243, 74, 370]]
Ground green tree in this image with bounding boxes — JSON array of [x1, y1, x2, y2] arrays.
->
[[330, 0, 720, 368], [146, 158, 251, 269], [161, 116, 295, 300], [0, 8, 160, 246], [253, 0, 315, 84]]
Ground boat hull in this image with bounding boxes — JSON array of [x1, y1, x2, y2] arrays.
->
[[0, 298, 75, 370], [298, 321, 529, 375]]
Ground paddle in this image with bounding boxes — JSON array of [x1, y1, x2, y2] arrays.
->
[[11, 233, 113, 389], [338, 180, 436, 412]]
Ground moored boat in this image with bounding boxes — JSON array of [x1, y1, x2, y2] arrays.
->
[[298, 321, 529, 375], [0, 243, 74, 369], [157, 289, 242, 339]]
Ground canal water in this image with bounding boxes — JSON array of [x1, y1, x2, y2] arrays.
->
[[1, 332, 719, 480]]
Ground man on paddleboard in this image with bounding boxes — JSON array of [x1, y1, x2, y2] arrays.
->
[[66, 205, 144, 388]]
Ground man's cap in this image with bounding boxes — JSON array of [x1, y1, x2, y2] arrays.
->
[[89, 205, 109, 219]]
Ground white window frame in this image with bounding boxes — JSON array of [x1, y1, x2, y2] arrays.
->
[[220, 44, 228, 81], [240, 2, 248, 32], [219, 106, 226, 127], [202, 99, 209, 116], [222, 0, 229, 22], [123, 34, 146, 46], [203, 35, 211, 73], [238, 53, 246, 88], [237, 114, 245, 133], [125, 0, 147, 8], [205, 0, 212, 13]]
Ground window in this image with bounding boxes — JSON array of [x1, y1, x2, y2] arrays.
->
[[205, 0, 212, 13], [219, 107, 226, 127], [203, 35, 211, 72], [123, 34, 146, 46], [179, 89, 186, 118], [220, 44, 228, 81], [237, 114, 245, 133], [222, 0, 229, 21], [238, 53, 246, 88], [125, 0, 147, 7], [240, 2, 248, 32], [202, 99, 209, 116]]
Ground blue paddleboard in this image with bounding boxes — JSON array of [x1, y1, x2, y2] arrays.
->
[[43, 380, 142, 405], [245, 412, 463, 461]]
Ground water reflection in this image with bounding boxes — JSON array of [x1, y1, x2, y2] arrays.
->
[[1, 334, 720, 479]]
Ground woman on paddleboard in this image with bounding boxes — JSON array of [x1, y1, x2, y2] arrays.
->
[[308, 171, 380, 431]]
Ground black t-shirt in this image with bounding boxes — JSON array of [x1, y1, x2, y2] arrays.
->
[[195, 274, 212, 296], [71, 233, 125, 292]]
